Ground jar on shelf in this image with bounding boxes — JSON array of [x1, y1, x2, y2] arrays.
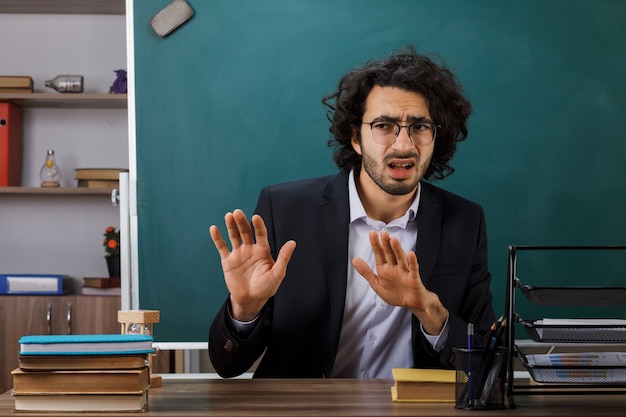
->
[[39, 150, 61, 187]]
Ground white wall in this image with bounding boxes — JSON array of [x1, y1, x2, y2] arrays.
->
[[0, 13, 128, 290]]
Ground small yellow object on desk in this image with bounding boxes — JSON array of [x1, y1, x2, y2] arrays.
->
[[391, 368, 456, 403]]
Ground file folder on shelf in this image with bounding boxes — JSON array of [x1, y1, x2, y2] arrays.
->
[[0, 102, 23, 186]]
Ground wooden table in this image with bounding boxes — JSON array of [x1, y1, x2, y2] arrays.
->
[[1, 378, 625, 416]]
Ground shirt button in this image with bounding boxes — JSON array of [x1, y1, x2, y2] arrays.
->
[[370, 334, 377, 342], [363, 372, 370, 379]]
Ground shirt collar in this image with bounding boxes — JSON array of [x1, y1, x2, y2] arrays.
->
[[348, 169, 420, 228]]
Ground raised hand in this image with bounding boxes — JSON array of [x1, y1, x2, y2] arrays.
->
[[352, 229, 447, 335], [209, 209, 296, 321]]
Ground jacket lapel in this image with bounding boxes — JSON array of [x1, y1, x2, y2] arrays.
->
[[320, 172, 350, 372], [415, 182, 441, 287]]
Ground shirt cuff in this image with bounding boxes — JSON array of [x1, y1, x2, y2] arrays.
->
[[420, 312, 449, 352], [226, 300, 259, 335]]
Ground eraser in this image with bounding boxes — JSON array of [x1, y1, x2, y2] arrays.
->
[[150, 0, 194, 37]]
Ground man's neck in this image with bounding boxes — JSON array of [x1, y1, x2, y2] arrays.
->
[[354, 170, 418, 224]]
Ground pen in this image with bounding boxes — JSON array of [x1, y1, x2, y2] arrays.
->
[[467, 323, 475, 407]]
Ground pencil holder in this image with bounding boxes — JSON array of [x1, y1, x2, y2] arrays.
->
[[453, 347, 506, 410]]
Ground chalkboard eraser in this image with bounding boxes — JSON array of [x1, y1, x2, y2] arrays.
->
[[150, 0, 194, 38]]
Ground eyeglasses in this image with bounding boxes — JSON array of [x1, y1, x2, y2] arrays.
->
[[361, 120, 440, 147]]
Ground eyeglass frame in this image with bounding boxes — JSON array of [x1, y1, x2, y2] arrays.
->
[[361, 119, 441, 147]]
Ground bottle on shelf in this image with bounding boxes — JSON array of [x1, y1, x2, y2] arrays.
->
[[44, 75, 84, 93], [39, 150, 61, 187]]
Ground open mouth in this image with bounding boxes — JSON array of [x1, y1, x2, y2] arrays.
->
[[388, 162, 414, 169], [387, 161, 414, 178]]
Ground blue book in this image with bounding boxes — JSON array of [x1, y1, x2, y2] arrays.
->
[[0, 274, 67, 295], [19, 334, 154, 356]]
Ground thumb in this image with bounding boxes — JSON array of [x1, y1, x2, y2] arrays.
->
[[273, 240, 296, 278], [352, 257, 376, 282]]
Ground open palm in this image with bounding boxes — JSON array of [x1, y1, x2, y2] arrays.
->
[[209, 209, 296, 321]]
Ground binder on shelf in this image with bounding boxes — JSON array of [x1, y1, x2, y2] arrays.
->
[[0, 274, 67, 295], [0, 102, 23, 186]]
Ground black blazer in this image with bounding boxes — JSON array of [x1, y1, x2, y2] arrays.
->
[[209, 171, 495, 378]]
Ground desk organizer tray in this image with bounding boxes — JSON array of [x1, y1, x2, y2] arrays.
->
[[516, 283, 626, 306], [516, 350, 626, 384], [518, 317, 626, 343]]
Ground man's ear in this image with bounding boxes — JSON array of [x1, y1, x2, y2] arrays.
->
[[351, 128, 362, 155]]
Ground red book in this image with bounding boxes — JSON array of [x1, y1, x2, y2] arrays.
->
[[0, 102, 23, 186]]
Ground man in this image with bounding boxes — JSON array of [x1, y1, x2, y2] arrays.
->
[[208, 47, 495, 378]]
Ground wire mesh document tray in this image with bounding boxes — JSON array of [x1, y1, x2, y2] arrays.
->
[[518, 316, 626, 343], [505, 245, 626, 407], [516, 282, 626, 306], [516, 349, 626, 384]]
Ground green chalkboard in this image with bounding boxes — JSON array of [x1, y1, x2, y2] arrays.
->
[[133, 0, 626, 342]]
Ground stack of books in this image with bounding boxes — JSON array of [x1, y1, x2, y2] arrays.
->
[[12, 334, 154, 412], [75, 168, 128, 189], [81, 276, 121, 296], [0, 75, 33, 93]]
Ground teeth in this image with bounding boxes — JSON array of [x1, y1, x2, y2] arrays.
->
[[390, 163, 412, 168]]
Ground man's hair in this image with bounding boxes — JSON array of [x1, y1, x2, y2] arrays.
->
[[322, 46, 472, 180]]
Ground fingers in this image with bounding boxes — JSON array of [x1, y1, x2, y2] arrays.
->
[[229, 209, 255, 247], [369, 230, 408, 268], [369, 230, 385, 265], [250, 213, 271, 248], [209, 225, 231, 259], [388, 236, 408, 267], [407, 250, 423, 287], [210, 209, 252, 255], [211, 209, 273, 254]]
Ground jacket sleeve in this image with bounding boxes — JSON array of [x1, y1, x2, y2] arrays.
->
[[208, 297, 273, 378], [413, 204, 495, 369], [208, 187, 277, 378]]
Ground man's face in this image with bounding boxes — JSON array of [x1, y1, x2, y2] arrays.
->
[[352, 85, 435, 196]]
